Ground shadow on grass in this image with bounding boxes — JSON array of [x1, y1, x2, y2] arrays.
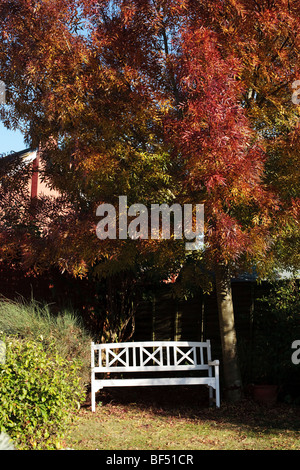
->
[[84, 385, 300, 434]]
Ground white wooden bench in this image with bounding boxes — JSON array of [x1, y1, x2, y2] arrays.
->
[[91, 340, 220, 411]]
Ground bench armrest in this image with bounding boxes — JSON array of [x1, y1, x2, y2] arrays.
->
[[208, 360, 220, 366]]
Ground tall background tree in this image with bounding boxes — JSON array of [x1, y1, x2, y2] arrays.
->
[[0, 0, 299, 401]]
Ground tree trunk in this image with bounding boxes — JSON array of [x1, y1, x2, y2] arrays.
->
[[215, 263, 242, 402]]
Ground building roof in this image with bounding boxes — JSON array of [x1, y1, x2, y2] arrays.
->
[[0, 148, 37, 169]]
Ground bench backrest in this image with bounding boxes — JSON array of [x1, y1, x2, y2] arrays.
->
[[91, 341, 213, 373]]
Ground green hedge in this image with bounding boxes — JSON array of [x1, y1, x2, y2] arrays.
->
[[0, 336, 86, 449]]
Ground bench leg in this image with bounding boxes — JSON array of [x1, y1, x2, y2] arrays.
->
[[91, 381, 103, 412], [215, 367, 220, 408], [209, 384, 220, 408], [92, 388, 96, 412], [215, 384, 220, 408], [209, 386, 214, 406]]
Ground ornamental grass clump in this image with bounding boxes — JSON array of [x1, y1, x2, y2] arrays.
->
[[0, 336, 86, 450], [0, 297, 92, 385]]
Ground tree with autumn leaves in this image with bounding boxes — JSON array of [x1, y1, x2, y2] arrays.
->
[[0, 0, 299, 402]]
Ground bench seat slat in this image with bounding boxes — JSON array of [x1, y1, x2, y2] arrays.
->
[[93, 377, 217, 389]]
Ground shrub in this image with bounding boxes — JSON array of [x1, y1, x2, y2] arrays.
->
[[237, 279, 300, 401], [0, 336, 86, 450]]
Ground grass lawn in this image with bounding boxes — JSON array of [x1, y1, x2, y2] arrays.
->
[[66, 387, 300, 450]]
